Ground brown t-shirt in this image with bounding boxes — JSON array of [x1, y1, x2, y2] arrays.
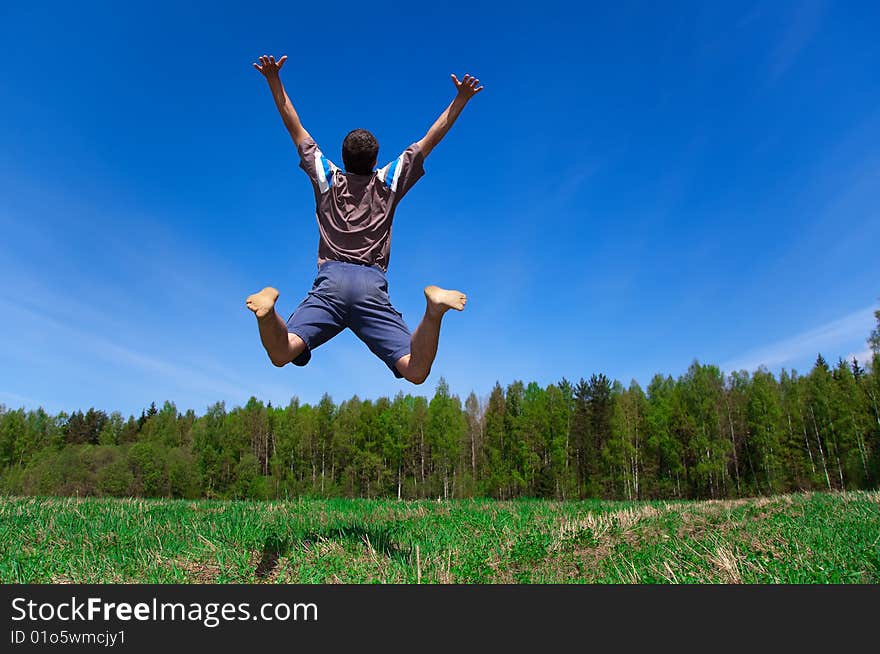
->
[[297, 136, 425, 271]]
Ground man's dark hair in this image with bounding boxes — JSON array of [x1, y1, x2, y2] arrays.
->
[[342, 129, 379, 175]]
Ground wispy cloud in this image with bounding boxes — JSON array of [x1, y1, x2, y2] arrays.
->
[[768, 0, 825, 82], [721, 305, 877, 373], [4, 302, 263, 404]]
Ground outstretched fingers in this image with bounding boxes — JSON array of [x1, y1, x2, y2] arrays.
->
[[253, 54, 287, 75], [451, 72, 485, 95], [465, 74, 483, 93]]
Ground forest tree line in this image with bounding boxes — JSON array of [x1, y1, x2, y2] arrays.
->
[[2, 313, 879, 501]]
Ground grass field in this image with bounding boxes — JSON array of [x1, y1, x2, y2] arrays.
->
[[1, 491, 878, 583]]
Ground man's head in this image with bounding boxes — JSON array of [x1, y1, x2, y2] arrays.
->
[[342, 129, 379, 175]]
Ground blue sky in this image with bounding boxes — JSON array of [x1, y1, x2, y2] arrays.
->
[[1, 1, 878, 415]]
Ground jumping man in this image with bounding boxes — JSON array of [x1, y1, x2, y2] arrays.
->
[[245, 54, 483, 384]]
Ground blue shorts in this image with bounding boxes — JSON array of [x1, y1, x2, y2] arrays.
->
[[286, 260, 412, 378]]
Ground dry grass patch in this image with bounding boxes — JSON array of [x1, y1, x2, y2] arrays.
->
[[552, 504, 666, 551], [841, 490, 880, 504], [706, 544, 743, 584]]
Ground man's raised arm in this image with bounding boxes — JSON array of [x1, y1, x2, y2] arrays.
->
[[253, 54, 310, 147], [416, 73, 484, 159]]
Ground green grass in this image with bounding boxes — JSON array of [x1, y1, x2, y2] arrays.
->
[[1, 491, 878, 583]]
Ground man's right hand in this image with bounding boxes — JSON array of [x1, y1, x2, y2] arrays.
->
[[451, 73, 484, 101], [254, 53, 309, 146], [253, 54, 288, 78]]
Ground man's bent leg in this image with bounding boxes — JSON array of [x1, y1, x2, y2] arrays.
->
[[246, 287, 306, 367], [396, 285, 466, 384]]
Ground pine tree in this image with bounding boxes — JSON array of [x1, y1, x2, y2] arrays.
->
[[483, 383, 507, 498], [570, 378, 590, 497]]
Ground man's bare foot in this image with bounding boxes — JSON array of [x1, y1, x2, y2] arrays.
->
[[424, 285, 467, 318], [246, 287, 280, 319]]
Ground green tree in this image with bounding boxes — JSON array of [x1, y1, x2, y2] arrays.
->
[[645, 374, 684, 497], [428, 378, 466, 499], [545, 383, 572, 499], [385, 393, 412, 499], [191, 402, 227, 497], [483, 383, 507, 498], [464, 391, 484, 492], [585, 374, 613, 496], [608, 381, 647, 500], [746, 368, 784, 494], [127, 441, 168, 497], [97, 457, 134, 497], [168, 446, 201, 498]]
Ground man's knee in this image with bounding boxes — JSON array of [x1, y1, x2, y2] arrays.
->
[[404, 368, 430, 385], [395, 355, 429, 384], [271, 333, 305, 367]]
